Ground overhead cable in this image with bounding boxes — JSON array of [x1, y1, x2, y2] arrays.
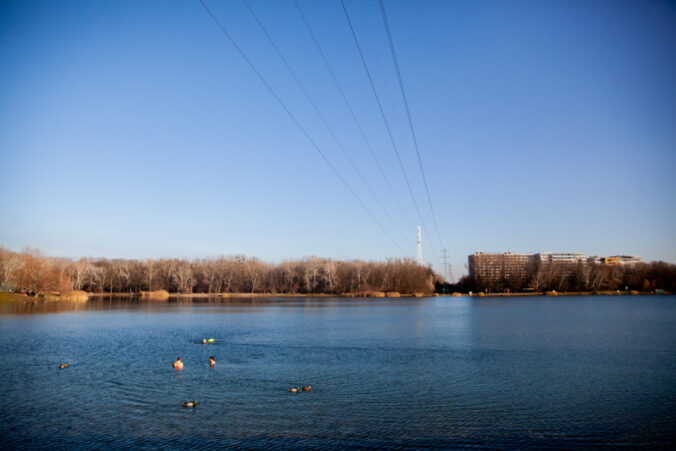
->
[[243, 0, 409, 249], [340, 0, 438, 260], [378, 0, 445, 251], [198, 0, 405, 254], [293, 0, 415, 242]]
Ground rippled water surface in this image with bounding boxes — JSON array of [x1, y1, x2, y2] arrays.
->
[[1, 295, 675, 449]]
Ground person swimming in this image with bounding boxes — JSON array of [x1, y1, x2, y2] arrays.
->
[[209, 356, 215, 367], [173, 357, 183, 369]]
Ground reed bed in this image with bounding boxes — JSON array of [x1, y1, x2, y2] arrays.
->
[[60, 290, 90, 302], [344, 291, 386, 298], [139, 290, 170, 300]]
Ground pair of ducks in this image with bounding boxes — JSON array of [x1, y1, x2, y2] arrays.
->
[[288, 386, 311, 393], [183, 385, 312, 408]]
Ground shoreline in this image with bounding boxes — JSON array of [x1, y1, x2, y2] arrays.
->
[[469, 291, 662, 297], [2, 290, 670, 305]]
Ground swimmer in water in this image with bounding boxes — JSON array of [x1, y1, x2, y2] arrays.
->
[[209, 356, 215, 367], [173, 357, 183, 369]]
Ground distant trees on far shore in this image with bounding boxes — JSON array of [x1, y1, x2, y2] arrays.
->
[[4, 247, 673, 297], [448, 260, 676, 294], [0, 247, 437, 296]]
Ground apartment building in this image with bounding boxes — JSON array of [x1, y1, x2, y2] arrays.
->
[[602, 255, 642, 266], [468, 252, 535, 282], [535, 252, 586, 265], [469, 251, 642, 284]]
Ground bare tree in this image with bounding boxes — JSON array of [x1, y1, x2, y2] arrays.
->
[[173, 260, 195, 294], [68, 259, 92, 291], [245, 257, 264, 293], [0, 248, 22, 290], [145, 259, 156, 291]]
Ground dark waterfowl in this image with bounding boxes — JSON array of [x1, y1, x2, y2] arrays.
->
[[58, 363, 69, 369], [302, 386, 311, 391]]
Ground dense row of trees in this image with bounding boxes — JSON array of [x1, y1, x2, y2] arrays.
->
[[4, 247, 673, 297], [458, 260, 676, 293], [0, 247, 437, 295]]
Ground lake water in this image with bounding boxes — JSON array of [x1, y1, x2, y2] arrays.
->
[[1, 295, 675, 449]]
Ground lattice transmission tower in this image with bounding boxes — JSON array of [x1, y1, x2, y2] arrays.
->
[[441, 248, 453, 283]]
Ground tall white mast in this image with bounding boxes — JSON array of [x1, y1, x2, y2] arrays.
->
[[417, 225, 422, 265]]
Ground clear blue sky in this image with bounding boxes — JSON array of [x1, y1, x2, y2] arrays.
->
[[1, 0, 675, 278]]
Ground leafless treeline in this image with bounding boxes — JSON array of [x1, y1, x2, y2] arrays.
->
[[469, 260, 676, 293], [0, 247, 437, 295]]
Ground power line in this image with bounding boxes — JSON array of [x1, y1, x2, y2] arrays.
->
[[293, 0, 414, 244], [357, 0, 402, 134], [198, 0, 405, 254], [243, 0, 409, 250], [378, 0, 445, 252], [340, 0, 438, 261]]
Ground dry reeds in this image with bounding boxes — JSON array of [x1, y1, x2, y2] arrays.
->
[[60, 290, 89, 302], [413, 292, 424, 298], [386, 292, 401, 297], [343, 291, 386, 298], [140, 290, 170, 300]]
